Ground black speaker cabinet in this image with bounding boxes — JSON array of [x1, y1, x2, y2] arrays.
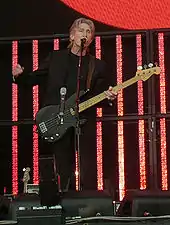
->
[[39, 155, 59, 206], [0, 195, 10, 220], [39, 155, 57, 182], [9, 194, 63, 225], [117, 190, 170, 217], [61, 190, 113, 219]]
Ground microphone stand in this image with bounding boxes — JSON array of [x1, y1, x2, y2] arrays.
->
[[75, 40, 85, 191]]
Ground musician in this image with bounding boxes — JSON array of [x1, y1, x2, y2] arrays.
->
[[12, 18, 116, 191]]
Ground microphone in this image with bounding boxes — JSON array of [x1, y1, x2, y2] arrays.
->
[[81, 38, 86, 47], [59, 87, 67, 124]]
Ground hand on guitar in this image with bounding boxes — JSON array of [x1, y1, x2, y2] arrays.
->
[[104, 86, 117, 102]]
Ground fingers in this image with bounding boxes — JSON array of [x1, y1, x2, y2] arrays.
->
[[105, 91, 115, 99], [107, 93, 117, 100], [105, 86, 117, 101], [108, 86, 117, 95], [12, 64, 24, 77]]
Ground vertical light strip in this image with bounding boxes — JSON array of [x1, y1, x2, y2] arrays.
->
[[54, 39, 59, 50], [32, 40, 39, 184], [116, 35, 125, 201], [12, 41, 19, 195], [75, 152, 79, 191], [95, 36, 103, 190], [136, 34, 146, 189], [158, 33, 168, 190]]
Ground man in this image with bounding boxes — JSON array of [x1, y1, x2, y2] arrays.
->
[[12, 18, 116, 191]]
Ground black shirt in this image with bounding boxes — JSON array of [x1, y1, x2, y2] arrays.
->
[[14, 49, 112, 108], [64, 51, 90, 99]]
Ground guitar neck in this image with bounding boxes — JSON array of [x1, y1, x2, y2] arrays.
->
[[23, 183, 27, 193], [79, 75, 140, 113]]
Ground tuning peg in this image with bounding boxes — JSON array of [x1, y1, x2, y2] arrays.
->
[[148, 63, 154, 68], [137, 65, 143, 71], [143, 64, 148, 69], [23, 167, 30, 172], [154, 62, 158, 67]]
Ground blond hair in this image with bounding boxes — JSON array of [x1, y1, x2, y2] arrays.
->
[[68, 18, 95, 48]]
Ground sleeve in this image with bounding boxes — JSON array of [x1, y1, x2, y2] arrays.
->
[[93, 60, 112, 93], [87, 59, 115, 107], [13, 53, 51, 86]]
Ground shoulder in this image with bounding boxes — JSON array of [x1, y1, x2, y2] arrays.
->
[[47, 49, 69, 65], [95, 58, 106, 66], [52, 49, 69, 58], [93, 57, 106, 73]]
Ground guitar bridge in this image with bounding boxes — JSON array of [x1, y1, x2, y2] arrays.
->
[[39, 122, 47, 133], [70, 108, 75, 116]]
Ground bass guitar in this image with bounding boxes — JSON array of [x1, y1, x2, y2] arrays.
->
[[35, 66, 160, 143]]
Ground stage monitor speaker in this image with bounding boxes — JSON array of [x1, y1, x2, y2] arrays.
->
[[39, 155, 57, 182], [0, 195, 10, 220], [39, 155, 59, 206], [61, 190, 113, 219], [117, 190, 170, 217], [9, 194, 63, 225]]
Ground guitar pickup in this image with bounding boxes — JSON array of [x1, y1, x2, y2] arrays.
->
[[39, 122, 47, 133]]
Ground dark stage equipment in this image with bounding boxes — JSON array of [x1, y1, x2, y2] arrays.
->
[[61, 190, 113, 219], [39, 155, 60, 206], [9, 194, 63, 225], [117, 190, 170, 217]]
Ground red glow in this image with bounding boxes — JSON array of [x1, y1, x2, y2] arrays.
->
[[54, 39, 59, 50], [116, 35, 125, 201], [12, 41, 18, 195], [75, 152, 79, 191], [32, 40, 39, 184], [60, 0, 170, 29], [95, 37, 103, 191], [158, 33, 168, 190], [136, 34, 146, 190]]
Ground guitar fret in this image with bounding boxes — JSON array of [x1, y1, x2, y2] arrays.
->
[[83, 67, 160, 113], [113, 76, 138, 92], [79, 77, 141, 112], [79, 92, 105, 112], [79, 77, 139, 113]]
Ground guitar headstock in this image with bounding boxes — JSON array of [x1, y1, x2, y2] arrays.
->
[[23, 167, 31, 183], [136, 64, 160, 81]]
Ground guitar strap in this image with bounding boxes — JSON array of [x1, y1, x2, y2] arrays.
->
[[86, 54, 95, 91]]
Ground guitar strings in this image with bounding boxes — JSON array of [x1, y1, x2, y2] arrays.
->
[[38, 103, 88, 135], [39, 112, 77, 137], [37, 101, 89, 128], [38, 90, 106, 126], [37, 90, 109, 136], [40, 105, 76, 124], [38, 88, 108, 132], [40, 108, 71, 127], [38, 107, 77, 134], [37, 69, 157, 137]]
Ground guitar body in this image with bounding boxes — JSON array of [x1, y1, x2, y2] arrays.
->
[[36, 93, 85, 143]]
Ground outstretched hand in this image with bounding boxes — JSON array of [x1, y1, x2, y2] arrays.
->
[[12, 64, 24, 77]]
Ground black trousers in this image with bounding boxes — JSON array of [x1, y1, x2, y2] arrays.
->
[[40, 119, 97, 191]]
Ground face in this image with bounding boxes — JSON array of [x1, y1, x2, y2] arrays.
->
[[70, 22, 93, 48]]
